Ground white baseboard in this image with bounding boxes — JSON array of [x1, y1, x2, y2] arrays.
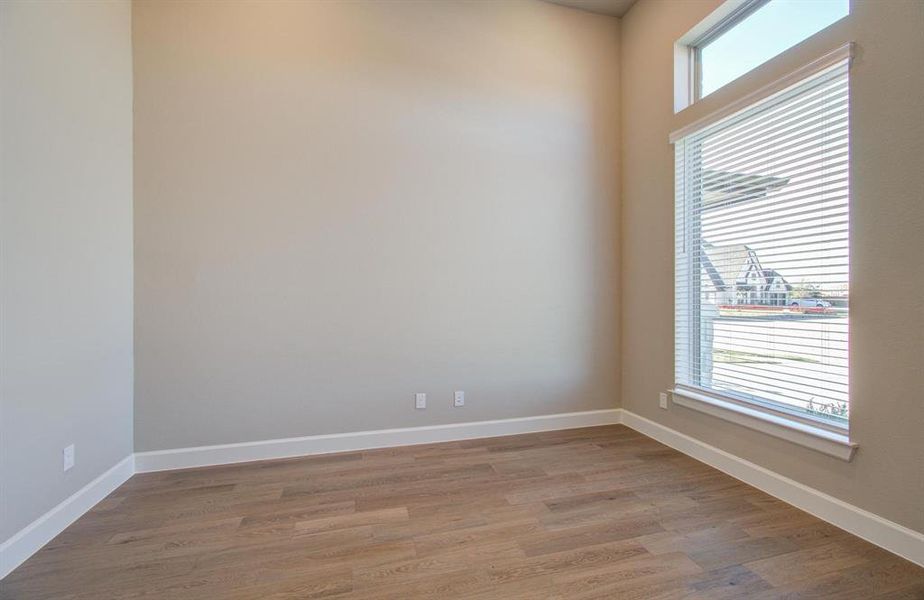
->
[[0, 454, 135, 579], [134, 409, 623, 473], [619, 409, 924, 568]]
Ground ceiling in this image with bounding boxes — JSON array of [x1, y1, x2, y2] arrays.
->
[[544, 0, 638, 17]]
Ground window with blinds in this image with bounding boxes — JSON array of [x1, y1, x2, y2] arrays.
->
[[674, 59, 849, 427]]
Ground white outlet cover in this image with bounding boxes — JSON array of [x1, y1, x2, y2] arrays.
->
[[63, 444, 75, 472], [415, 393, 427, 409], [659, 392, 669, 409], [454, 390, 465, 407]]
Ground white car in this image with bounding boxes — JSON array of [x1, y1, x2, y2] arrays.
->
[[790, 298, 832, 308]]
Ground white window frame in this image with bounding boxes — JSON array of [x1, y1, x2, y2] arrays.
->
[[674, 0, 764, 113], [690, 0, 769, 102], [669, 41, 858, 462], [674, 0, 849, 112]]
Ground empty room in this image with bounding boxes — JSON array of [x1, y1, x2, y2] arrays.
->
[[1, 0, 922, 597]]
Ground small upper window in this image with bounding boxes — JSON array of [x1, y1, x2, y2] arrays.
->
[[695, 0, 849, 99]]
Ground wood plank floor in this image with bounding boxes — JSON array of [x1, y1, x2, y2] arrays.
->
[[2, 425, 922, 599]]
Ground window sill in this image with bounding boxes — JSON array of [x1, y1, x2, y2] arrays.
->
[[670, 388, 858, 462]]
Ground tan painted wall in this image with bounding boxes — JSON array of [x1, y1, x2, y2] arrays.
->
[[132, 0, 621, 451], [0, 1, 134, 541], [620, 0, 924, 532]]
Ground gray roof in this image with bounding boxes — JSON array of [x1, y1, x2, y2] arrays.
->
[[702, 244, 761, 291]]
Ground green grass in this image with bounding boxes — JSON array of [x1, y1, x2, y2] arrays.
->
[[713, 349, 821, 364]]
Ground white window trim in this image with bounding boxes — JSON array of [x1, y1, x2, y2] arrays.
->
[[674, 0, 761, 112], [670, 42, 853, 143], [671, 387, 858, 462], [690, 0, 769, 102]]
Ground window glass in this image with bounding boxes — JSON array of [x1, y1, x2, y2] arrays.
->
[[698, 0, 849, 98], [675, 61, 850, 426]]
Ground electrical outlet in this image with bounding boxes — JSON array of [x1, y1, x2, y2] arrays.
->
[[659, 392, 669, 410], [63, 444, 75, 472], [453, 390, 465, 407], [415, 393, 427, 409]]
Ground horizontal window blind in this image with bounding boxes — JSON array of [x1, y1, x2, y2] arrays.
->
[[675, 59, 850, 427]]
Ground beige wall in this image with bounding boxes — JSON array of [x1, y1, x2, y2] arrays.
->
[[0, 1, 134, 541], [132, 0, 621, 451], [620, 0, 924, 532]]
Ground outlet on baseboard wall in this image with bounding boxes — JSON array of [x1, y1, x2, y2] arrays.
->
[[415, 393, 427, 409], [453, 390, 465, 407], [659, 392, 669, 410], [63, 444, 75, 472]]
